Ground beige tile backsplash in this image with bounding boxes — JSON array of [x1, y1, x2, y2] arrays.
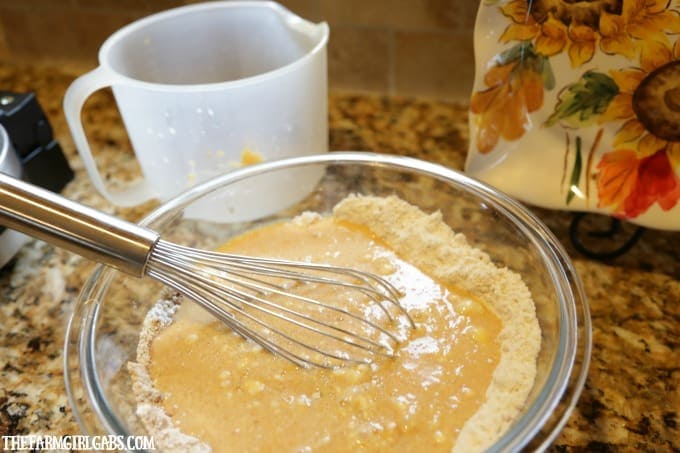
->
[[0, 0, 478, 102]]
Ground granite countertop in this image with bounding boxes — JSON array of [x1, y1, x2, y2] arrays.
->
[[0, 61, 677, 451]]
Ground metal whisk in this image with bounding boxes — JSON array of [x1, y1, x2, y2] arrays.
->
[[0, 173, 414, 368]]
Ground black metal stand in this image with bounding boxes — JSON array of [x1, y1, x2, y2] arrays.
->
[[569, 212, 646, 260]]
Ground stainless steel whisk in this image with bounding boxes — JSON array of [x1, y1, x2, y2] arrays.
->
[[0, 173, 414, 368]]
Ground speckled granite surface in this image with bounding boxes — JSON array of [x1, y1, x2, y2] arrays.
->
[[0, 61, 677, 451]]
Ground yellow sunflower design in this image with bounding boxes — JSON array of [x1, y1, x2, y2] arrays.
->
[[594, 40, 680, 218], [469, 0, 680, 223], [498, 0, 680, 66]]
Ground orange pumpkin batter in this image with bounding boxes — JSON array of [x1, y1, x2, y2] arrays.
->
[[130, 195, 540, 452]]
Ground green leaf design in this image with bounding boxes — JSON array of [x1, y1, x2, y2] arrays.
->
[[546, 71, 619, 128], [538, 56, 555, 90], [495, 42, 541, 66], [494, 42, 555, 90], [566, 136, 583, 205]]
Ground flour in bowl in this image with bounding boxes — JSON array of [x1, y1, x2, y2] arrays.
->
[[129, 195, 541, 452]]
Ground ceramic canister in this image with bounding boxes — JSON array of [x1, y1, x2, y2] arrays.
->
[[466, 1, 680, 231]]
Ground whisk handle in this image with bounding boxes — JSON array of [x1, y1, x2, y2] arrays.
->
[[0, 173, 158, 277]]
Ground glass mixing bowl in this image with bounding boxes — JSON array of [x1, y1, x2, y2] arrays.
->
[[65, 152, 591, 451]]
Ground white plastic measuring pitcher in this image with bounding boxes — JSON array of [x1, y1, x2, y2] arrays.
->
[[64, 1, 329, 213]]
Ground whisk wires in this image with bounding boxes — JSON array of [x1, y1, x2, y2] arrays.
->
[[146, 239, 414, 368]]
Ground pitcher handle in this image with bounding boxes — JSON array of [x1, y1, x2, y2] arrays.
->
[[63, 66, 155, 206]]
